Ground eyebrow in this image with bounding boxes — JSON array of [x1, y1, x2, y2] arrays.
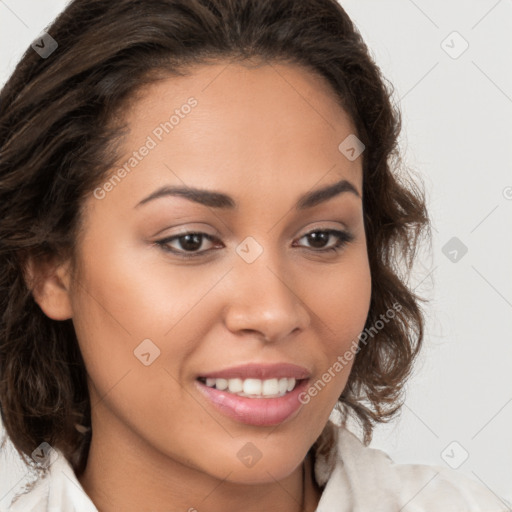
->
[[135, 178, 361, 210]]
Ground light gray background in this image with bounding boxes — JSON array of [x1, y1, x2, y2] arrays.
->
[[0, 0, 511, 507]]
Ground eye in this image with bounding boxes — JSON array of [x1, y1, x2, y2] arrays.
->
[[294, 229, 354, 254], [155, 232, 221, 258]]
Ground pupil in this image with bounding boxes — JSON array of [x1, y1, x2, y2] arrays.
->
[[181, 234, 202, 251], [308, 232, 328, 248]]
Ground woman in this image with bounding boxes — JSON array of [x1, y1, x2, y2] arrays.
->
[[0, 0, 506, 511]]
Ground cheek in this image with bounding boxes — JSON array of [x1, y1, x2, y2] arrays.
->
[[71, 226, 216, 343], [68, 229, 231, 410], [68, 235, 182, 396], [312, 249, 372, 347], [68, 245, 210, 452], [303, 249, 371, 402]]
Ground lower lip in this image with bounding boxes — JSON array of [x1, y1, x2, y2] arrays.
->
[[194, 378, 309, 427]]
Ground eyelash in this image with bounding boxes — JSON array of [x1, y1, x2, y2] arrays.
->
[[154, 228, 355, 260]]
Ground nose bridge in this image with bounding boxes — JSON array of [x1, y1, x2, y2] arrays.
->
[[223, 237, 310, 340]]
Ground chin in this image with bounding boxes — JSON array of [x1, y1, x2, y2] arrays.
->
[[209, 447, 305, 485]]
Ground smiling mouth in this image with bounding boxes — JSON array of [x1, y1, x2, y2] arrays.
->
[[196, 376, 303, 399]]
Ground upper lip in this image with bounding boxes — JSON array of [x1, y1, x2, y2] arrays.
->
[[197, 363, 311, 380]]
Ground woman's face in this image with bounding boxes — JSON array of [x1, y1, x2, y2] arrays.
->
[[64, 61, 371, 483]]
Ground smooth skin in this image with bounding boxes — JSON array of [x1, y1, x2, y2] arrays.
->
[[28, 60, 372, 512]]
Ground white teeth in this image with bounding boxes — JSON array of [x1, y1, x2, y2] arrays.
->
[[202, 377, 298, 398], [228, 378, 243, 393], [243, 378, 262, 395], [215, 378, 228, 391], [262, 378, 279, 395]]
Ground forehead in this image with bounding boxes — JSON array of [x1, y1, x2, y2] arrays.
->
[[99, 61, 363, 211]]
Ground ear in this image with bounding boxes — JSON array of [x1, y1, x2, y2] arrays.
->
[[24, 254, 73, 321]]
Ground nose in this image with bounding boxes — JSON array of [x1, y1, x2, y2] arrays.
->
[[223, 253, 311, 343]]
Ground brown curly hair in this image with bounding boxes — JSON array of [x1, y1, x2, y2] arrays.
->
[[0, 0, 431, 477]]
